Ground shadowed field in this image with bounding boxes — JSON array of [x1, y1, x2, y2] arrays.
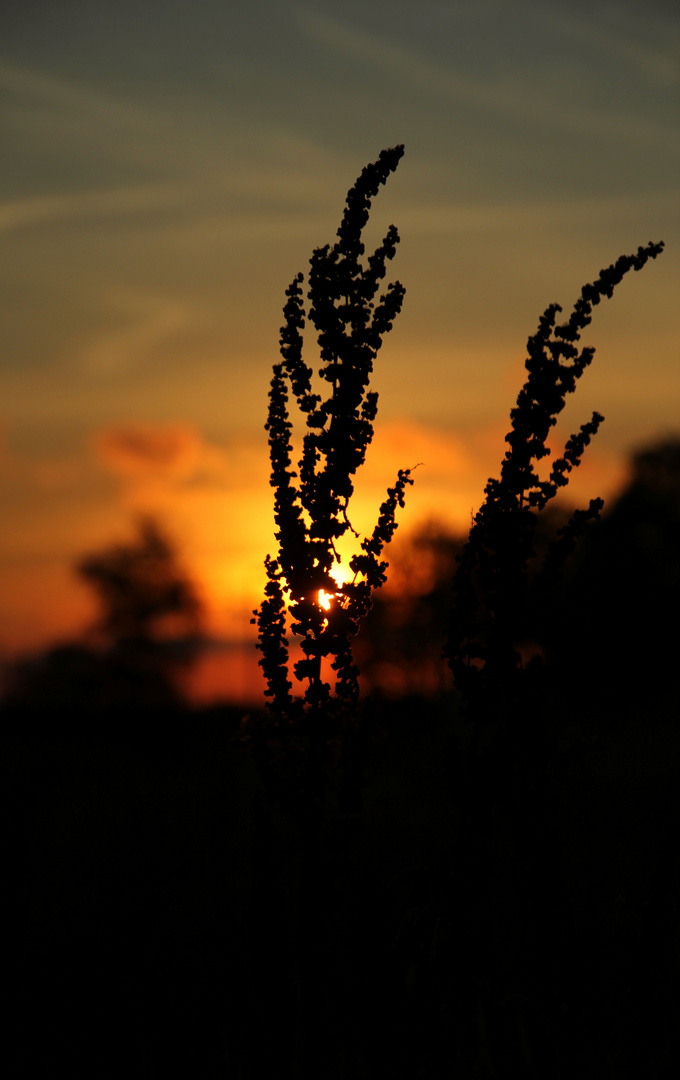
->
[[2, 681, 679, 1078]]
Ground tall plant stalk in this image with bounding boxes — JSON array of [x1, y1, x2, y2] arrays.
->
[[445, 240, 665, 735], [436, 242, 665, 1074], [253, 145, 412, 812]]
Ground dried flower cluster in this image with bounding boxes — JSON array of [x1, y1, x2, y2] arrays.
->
[[445, 240, 665, 719], [253, 146, 412, 733]]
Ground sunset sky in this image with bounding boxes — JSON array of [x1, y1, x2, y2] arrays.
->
[[1, 1, 678, 700]]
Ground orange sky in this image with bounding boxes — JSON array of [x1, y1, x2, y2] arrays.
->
[[1, 1, 678, 703]]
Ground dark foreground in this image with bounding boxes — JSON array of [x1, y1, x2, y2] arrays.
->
[[2, 691, 679, 1079]]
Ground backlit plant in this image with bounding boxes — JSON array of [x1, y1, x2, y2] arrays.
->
[[444, 240, 665, 728], [252, 146, 413, 804]]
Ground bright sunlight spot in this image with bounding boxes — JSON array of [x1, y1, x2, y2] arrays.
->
[[318, 588, 333, 611], [328, 560, 354, 588]]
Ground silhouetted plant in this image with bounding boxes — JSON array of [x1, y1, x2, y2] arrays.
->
[[426, 243, 669, 1076], [252, 146, 413, 808], [247, 146, 416, 1075], [445, 241, 664, 729]]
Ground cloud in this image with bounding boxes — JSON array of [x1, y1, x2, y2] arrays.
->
[[527, 0, 680, 87], [0, 58, 186, 178], [93, 422, 269, 497], [395, 190, 679, 237], [0, 58, 161, 131], [76, 290, 199, 376], [296, 8, 679, 154], [95, 423, 226, 481], [0, 184, 184, 238], [0, 60, 348, 245], [0, 56, 352, 207], [0, 57, 238, 182]]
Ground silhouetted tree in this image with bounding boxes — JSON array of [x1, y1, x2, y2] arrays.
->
[[4, 517, 203, 715], [77, 515, 202, 648]]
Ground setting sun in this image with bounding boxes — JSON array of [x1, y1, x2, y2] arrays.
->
[[318, 589, 334, 612], [316, 559, 358, 611]]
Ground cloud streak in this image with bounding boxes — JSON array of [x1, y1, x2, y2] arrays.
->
[[0, 183, 184, 237], [95, 423, 232, 484], [0, 59, 160, 129], [297, 8, 679, 155], [75, 290, 199, 377], [525, 0, 680, 87], [395, 190, 679, 236]]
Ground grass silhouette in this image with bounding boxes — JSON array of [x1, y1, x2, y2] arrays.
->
[[251, 146, 414, 825]]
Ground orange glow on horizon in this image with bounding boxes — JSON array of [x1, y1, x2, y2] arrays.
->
[[0, 412, 643, 684]]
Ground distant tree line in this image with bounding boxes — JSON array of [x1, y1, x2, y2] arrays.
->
[[357, 435, 680, 711]]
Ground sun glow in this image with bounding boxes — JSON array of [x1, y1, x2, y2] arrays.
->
[[329, 560, 355, 588], [318, 560, 355, 612], [318, 588, 333, 611]]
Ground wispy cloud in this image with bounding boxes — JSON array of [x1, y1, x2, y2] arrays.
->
[[0, 184, 184, 237], [74, 290, 198, 377], [296, 8, 679, 155], [395, 189, 679, 236], [0, 58, 275, 181], [527, 0, 680, 87], [95, 422, 228, 481], [2, 169, 669, 247], [0, 59, 160, 131], [0, 56, 355, 239], [94, 421, 268, 495]]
